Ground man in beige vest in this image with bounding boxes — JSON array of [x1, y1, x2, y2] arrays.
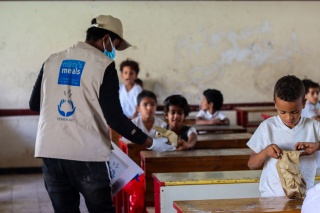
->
[[29, 15, 174, 213]]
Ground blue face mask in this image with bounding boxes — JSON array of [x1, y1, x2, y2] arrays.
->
[[103, 37, 116, 60]]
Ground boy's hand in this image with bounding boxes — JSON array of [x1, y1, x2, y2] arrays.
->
[[294, 142, 320, 156], [264, 144, 283, 159], [176, 139, 189, 151], [147, 137, 175, 152]]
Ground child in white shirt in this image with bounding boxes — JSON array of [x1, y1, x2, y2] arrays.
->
[[119, 59, 142, 119], [247, 75, 320, 197], [196, 89, 229, 125], [163, 95, 197, 150], [131, 90, 166, 138], [301, 79, 320, 121]]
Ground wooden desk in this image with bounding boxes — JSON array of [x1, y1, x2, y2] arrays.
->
[[154, 170, 320, 213], [173, 197, 303, 213], [141, 148, 257, 206], [194, 124, 246, 134], [235, 106, 277, 128], [195, 133, 251, 149], [153, 170, 262, 213], [119, 133, 252, 166]]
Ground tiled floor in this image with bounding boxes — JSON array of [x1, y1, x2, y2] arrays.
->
[[0, 173, 88, 213]]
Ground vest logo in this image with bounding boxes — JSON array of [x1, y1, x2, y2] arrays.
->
[[57, 90, 76, 118], [58, 60, 85, 86]]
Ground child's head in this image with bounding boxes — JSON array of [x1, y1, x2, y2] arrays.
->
[[273, 75, 306, 128], [201, 89, 223, 112], [136, 90, 157, 120], [135, 78, 143, 88], [163, 95, 190, 129], [302, 79, 319, 105], [120, 59, 140, 86]]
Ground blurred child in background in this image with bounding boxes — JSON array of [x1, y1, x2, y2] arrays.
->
[[119, 59, 142, 119], [163, 95, 197, 150], [134, 78, 143, 89], [301, 79, 320, 121], [131, 90, 166, 138], [196, 89, 229, 125]]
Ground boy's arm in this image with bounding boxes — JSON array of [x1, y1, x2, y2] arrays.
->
[[187, 132, 197, 149], [294, 142, 320, 156], [248, 144, 282, 169], [176, 133, 197, 150]]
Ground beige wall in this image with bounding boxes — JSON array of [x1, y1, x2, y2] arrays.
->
[[1, 1, 320, 108]]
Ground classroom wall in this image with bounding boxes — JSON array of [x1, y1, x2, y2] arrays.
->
[[1, 1, 320, 168], [1, 1, 320, 108]]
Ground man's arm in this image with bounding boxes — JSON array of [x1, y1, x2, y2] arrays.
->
[[29, 64, 44, 112]]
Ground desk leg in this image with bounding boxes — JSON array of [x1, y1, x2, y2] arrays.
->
[[236, 110, 242, 126], [242, 112, 248, 128]]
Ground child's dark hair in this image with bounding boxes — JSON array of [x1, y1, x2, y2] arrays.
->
[[120, 59, 140, 74], [274, 75, 305, 102], [163, 95, 190, 117], [135, 78, 143, 88], [86, 18, 120, 42], [302, 79, 320, 94], [203, 89, 223, 111], [137, 90, 157, 106]]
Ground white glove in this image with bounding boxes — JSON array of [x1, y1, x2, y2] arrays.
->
[[147, 137, 176, 152]]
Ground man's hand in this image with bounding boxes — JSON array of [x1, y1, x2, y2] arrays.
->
[[294, 142, 320, 156], [147, 137, 175, 152]]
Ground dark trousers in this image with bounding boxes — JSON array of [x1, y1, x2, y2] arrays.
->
[[42, 158, 115, 213]]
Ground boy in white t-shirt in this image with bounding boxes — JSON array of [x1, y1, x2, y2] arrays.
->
[[119, 59, 142, 119], [301, 79, 320, 121], [247, 75, 320, 197], [131, 90, 166, 138], [195, 89, 229, 125]]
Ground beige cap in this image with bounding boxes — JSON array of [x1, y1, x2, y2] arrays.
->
[[93, 15, 131, 51]]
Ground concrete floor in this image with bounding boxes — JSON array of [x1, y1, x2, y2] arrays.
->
[[0, 173, 88, 213]]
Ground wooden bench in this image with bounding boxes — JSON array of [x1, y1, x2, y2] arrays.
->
[[194, 124, 246, 134], [119, 133, 252, 166], [173, 196, 303, 213], [153, 170, 320, 213], [140, 148, 258, 206], [235, 106, 277, 128]]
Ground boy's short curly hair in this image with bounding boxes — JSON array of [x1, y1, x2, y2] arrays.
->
[[203, 89, 224, 111], [163, 95, 190, 117], [120, 59, 140, 74], [302, 79, 320, 94], [137, 90, 157, 106], [274, 75, 305, 102]]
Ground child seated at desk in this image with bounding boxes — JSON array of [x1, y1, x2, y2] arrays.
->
[[163, 95, 197, 150], [195, 89, 230, 125], [131, 90, 166, 137], [247, 75, 320, 197], [301, 79, 320, 121]]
